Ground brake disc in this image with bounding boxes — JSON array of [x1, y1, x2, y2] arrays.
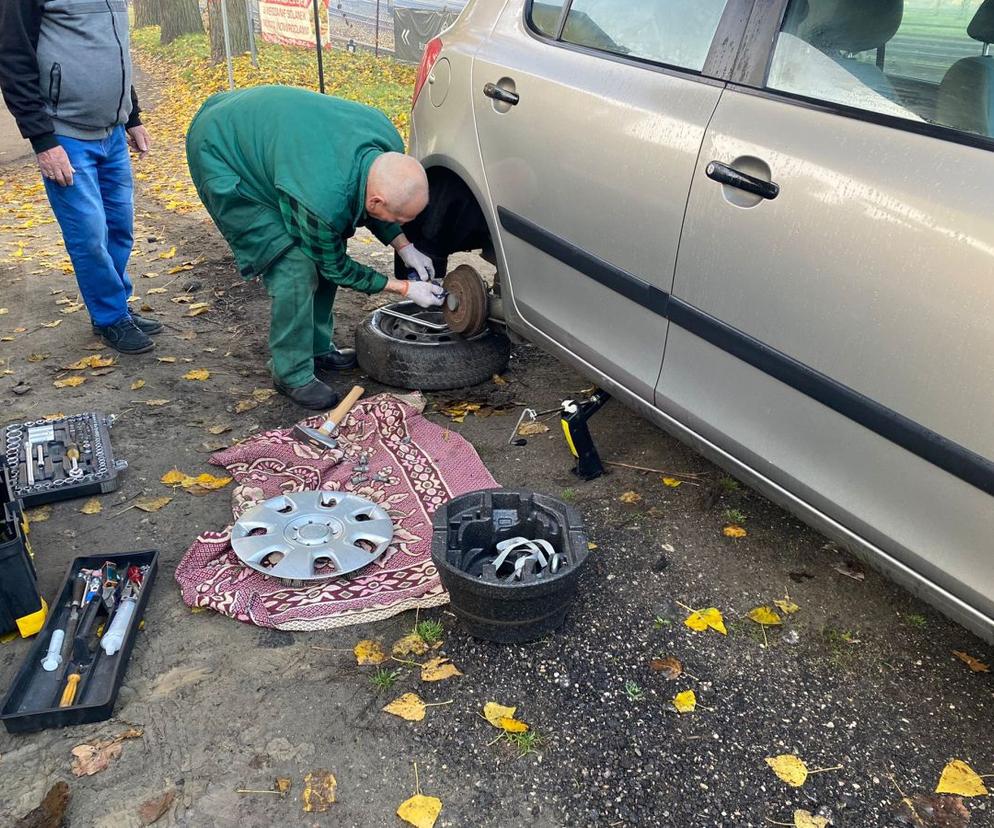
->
[[231, 491, 394, 580], [442, 265, 489, 337]]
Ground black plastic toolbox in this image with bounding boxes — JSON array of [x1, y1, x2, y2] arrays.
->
[[0, 550, 158, 734], [0, 465, 46, 639], [3, 412, 127, 507]]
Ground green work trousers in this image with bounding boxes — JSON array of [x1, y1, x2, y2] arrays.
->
[[262, 246, 338, 388]]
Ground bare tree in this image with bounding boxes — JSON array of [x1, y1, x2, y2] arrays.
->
[[134, 0, 162, 28], [207, 0, 250, 64], [161, 0, 205, 44]]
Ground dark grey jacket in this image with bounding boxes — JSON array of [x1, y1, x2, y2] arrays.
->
[[0, 0, 142, 153]]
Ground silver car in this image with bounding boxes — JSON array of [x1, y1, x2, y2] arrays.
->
[[403, 0, 994, 642]]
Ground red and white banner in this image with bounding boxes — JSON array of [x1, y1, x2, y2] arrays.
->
[[258, 0, 330, 47]]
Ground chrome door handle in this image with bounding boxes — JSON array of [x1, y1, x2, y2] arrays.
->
[[706, 161, 780, 200], [484, 83, 519, 106]]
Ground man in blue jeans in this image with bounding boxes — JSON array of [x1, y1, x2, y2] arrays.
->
[[0, 0, 158, 354]]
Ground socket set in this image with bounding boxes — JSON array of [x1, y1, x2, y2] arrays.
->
[[3, 412, 127, 507]]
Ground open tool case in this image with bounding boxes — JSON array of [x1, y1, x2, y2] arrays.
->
[[0, 465, 46, 638], [0, 550, 158, 734], [4, 412, 127, 507]]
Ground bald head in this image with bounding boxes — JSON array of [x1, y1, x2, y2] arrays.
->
[[366, 152, 429, 224]]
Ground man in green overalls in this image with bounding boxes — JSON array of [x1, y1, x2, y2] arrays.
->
[[186, 86, 444, 409]]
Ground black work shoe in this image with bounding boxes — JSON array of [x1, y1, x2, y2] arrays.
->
[[91, 313, 163, 336], [94, 317, 155, 355], [273, 378, 340, 411], [130, 313, 163, 335], [314, 348, 358, 372]]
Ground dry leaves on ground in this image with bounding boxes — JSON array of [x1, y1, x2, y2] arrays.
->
[[54, 376, 85, 388], [186, 302, 210, 317], [354, 639, 387, 665], [182, 368, 210, 381], [684, 607, 727, 635], [206, 424, 231, 435], [793, 809, 829, 828], [135, 496, 172, 513], [935, 759, 989, 797], [952, 650, 989, 673], [774, 595, 801, 615], [160, 469, 232, 494], [301, 770, 337, 813], [397, 794, 442, 828], [723, 525, 748, 538], [619, 491, 642, 504], [766, 754, 810, 788], [131, 378, 146, 390], [747, 606, 782, 626], [13, 781, 70, 828], [64, 354, 114, 370], [138, 789, 176, 826], [384, 693, 428, 722], [70, 727, 143, 776], [672, 690, 697, 714], [145, 399, 171, 407], [893, 792, 971, 828], [421, 657, 462, 682], [483, 701, 529, 733], [25, 505, 52, 523], [649, 656, 683, 680], [439, 401, 481, 423], [79, 498, 102, 515], [662, 477, 683, 488], [158, 246, 176, 259], [517, 420, 550, 437], [393, 632, 430, 658]]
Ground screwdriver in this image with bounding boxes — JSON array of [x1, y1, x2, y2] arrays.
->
[[66, 444, 81, 477]]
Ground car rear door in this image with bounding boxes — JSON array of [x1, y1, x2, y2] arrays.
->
[[471, 0, 735, 400], [658, 0, 994, 630]]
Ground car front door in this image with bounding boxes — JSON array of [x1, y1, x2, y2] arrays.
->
[[472, 0, 733, 400], [658, 0, 994, 631]]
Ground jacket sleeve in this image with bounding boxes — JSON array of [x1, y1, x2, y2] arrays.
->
[[126, 86, 142, 129], [278, 193, 389, 293], [365, 217, 403, 247], [0, 0, 57, 153]]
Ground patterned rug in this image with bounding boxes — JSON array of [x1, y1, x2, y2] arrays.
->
[[174, 393, 498, 630]]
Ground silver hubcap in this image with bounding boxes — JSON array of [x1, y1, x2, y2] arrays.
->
[[231, 491, 394, 580]]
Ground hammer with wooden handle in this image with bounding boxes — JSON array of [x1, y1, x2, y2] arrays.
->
[[291, 385, 365, 451]]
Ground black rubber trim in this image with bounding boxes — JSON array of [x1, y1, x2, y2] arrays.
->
[[497, 206, 994, 497]]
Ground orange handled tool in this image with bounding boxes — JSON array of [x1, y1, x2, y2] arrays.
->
[[59, 673, 81, 707]]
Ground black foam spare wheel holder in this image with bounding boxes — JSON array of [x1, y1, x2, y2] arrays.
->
[[431, 489, 589, 643]]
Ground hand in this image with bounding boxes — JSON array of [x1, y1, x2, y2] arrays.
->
[[397, 243, 435, 281], [37, 146, 74, 187], [406, 280, 445, 309], [127, 125, 151, 156]]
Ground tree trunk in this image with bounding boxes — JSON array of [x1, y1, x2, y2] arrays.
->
[[160, 0, 204, 44], [207, 0, 250, 64], [134, 0, 162, 28]]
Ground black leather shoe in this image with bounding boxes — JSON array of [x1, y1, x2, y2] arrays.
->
[[273, 378, 340, 410], [130, 313, 163, 335], [91, 313, 162, 336], [314, 348, 358, 372], [94, 317, 155, 355]]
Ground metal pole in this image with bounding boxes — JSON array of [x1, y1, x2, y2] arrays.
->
[[313, 0, 326, 94], [375, 0, 380, 57], [247, 0, 258, 69], [219, 0, 235, 90]]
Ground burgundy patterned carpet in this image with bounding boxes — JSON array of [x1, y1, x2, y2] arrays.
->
[[174, 393, 497, 630]]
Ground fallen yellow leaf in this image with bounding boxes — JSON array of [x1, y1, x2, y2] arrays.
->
[[482, 701, 529, 732], [186, 303, 210, 317], [27, 353, 49, 362], [619, 491, 642, 504], [774, 597, 801, 615], [183, 368, 210, 381], [684, 607, 727, 635], [748, 606, 782, 626], [40, 320, 62, 328], [952, 650, 990, 673], [383, 693, 427, 722], [131, 379, 146, 390], [147, 287, 167, 295], [499, 717, 529, 733], [186, 473, 231, 491], [767, 754, 809, 788], [397, 794, 442, 828], [393, 632, 430, 658], [301, 770, 336, 813], [662, 477, 683, 488], [794, 810, 829, 828], [234, 399, 259, 413], [517, 420, 549, 437], [723, 525, 748, 538], [80, 498, 102, 515], [206, 424, 231, 436], [251, 388, 278, 402], [354, 639, 387, 666], [935, 759, 988, 797], [160, 469, 187, 486], [65, 354, 114, 370], [421, 657, 462, 682], [158, 246, 176, 259], [135, 496, 172, 513], [0, 308, 6, 314], [157, 356, 176, 364], [274, 777, 291, 795], [54, 376, 85, 388], [145, 399, 170, 407], [672, 689, 696, 714], [26, 505, 52, 523]]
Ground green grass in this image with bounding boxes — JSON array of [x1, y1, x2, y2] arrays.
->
[[653, 615, 672, 630], [624, 680, 645, 702], [370, 668, 402, 691], [718, 476, 741, 493], [505, 730, 544, 758], [904, 613, 928, 629], [561, 487, 577, 502], [724, 508, 747, 525], [414, 619, 444, 645]]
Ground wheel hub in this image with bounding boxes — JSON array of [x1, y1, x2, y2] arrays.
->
[[442, 265, 489, 336]]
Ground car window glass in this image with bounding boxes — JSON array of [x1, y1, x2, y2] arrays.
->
[[768, 0, 994, 140], [560, 0, 730, 73], [530, 1, 564, 38]]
